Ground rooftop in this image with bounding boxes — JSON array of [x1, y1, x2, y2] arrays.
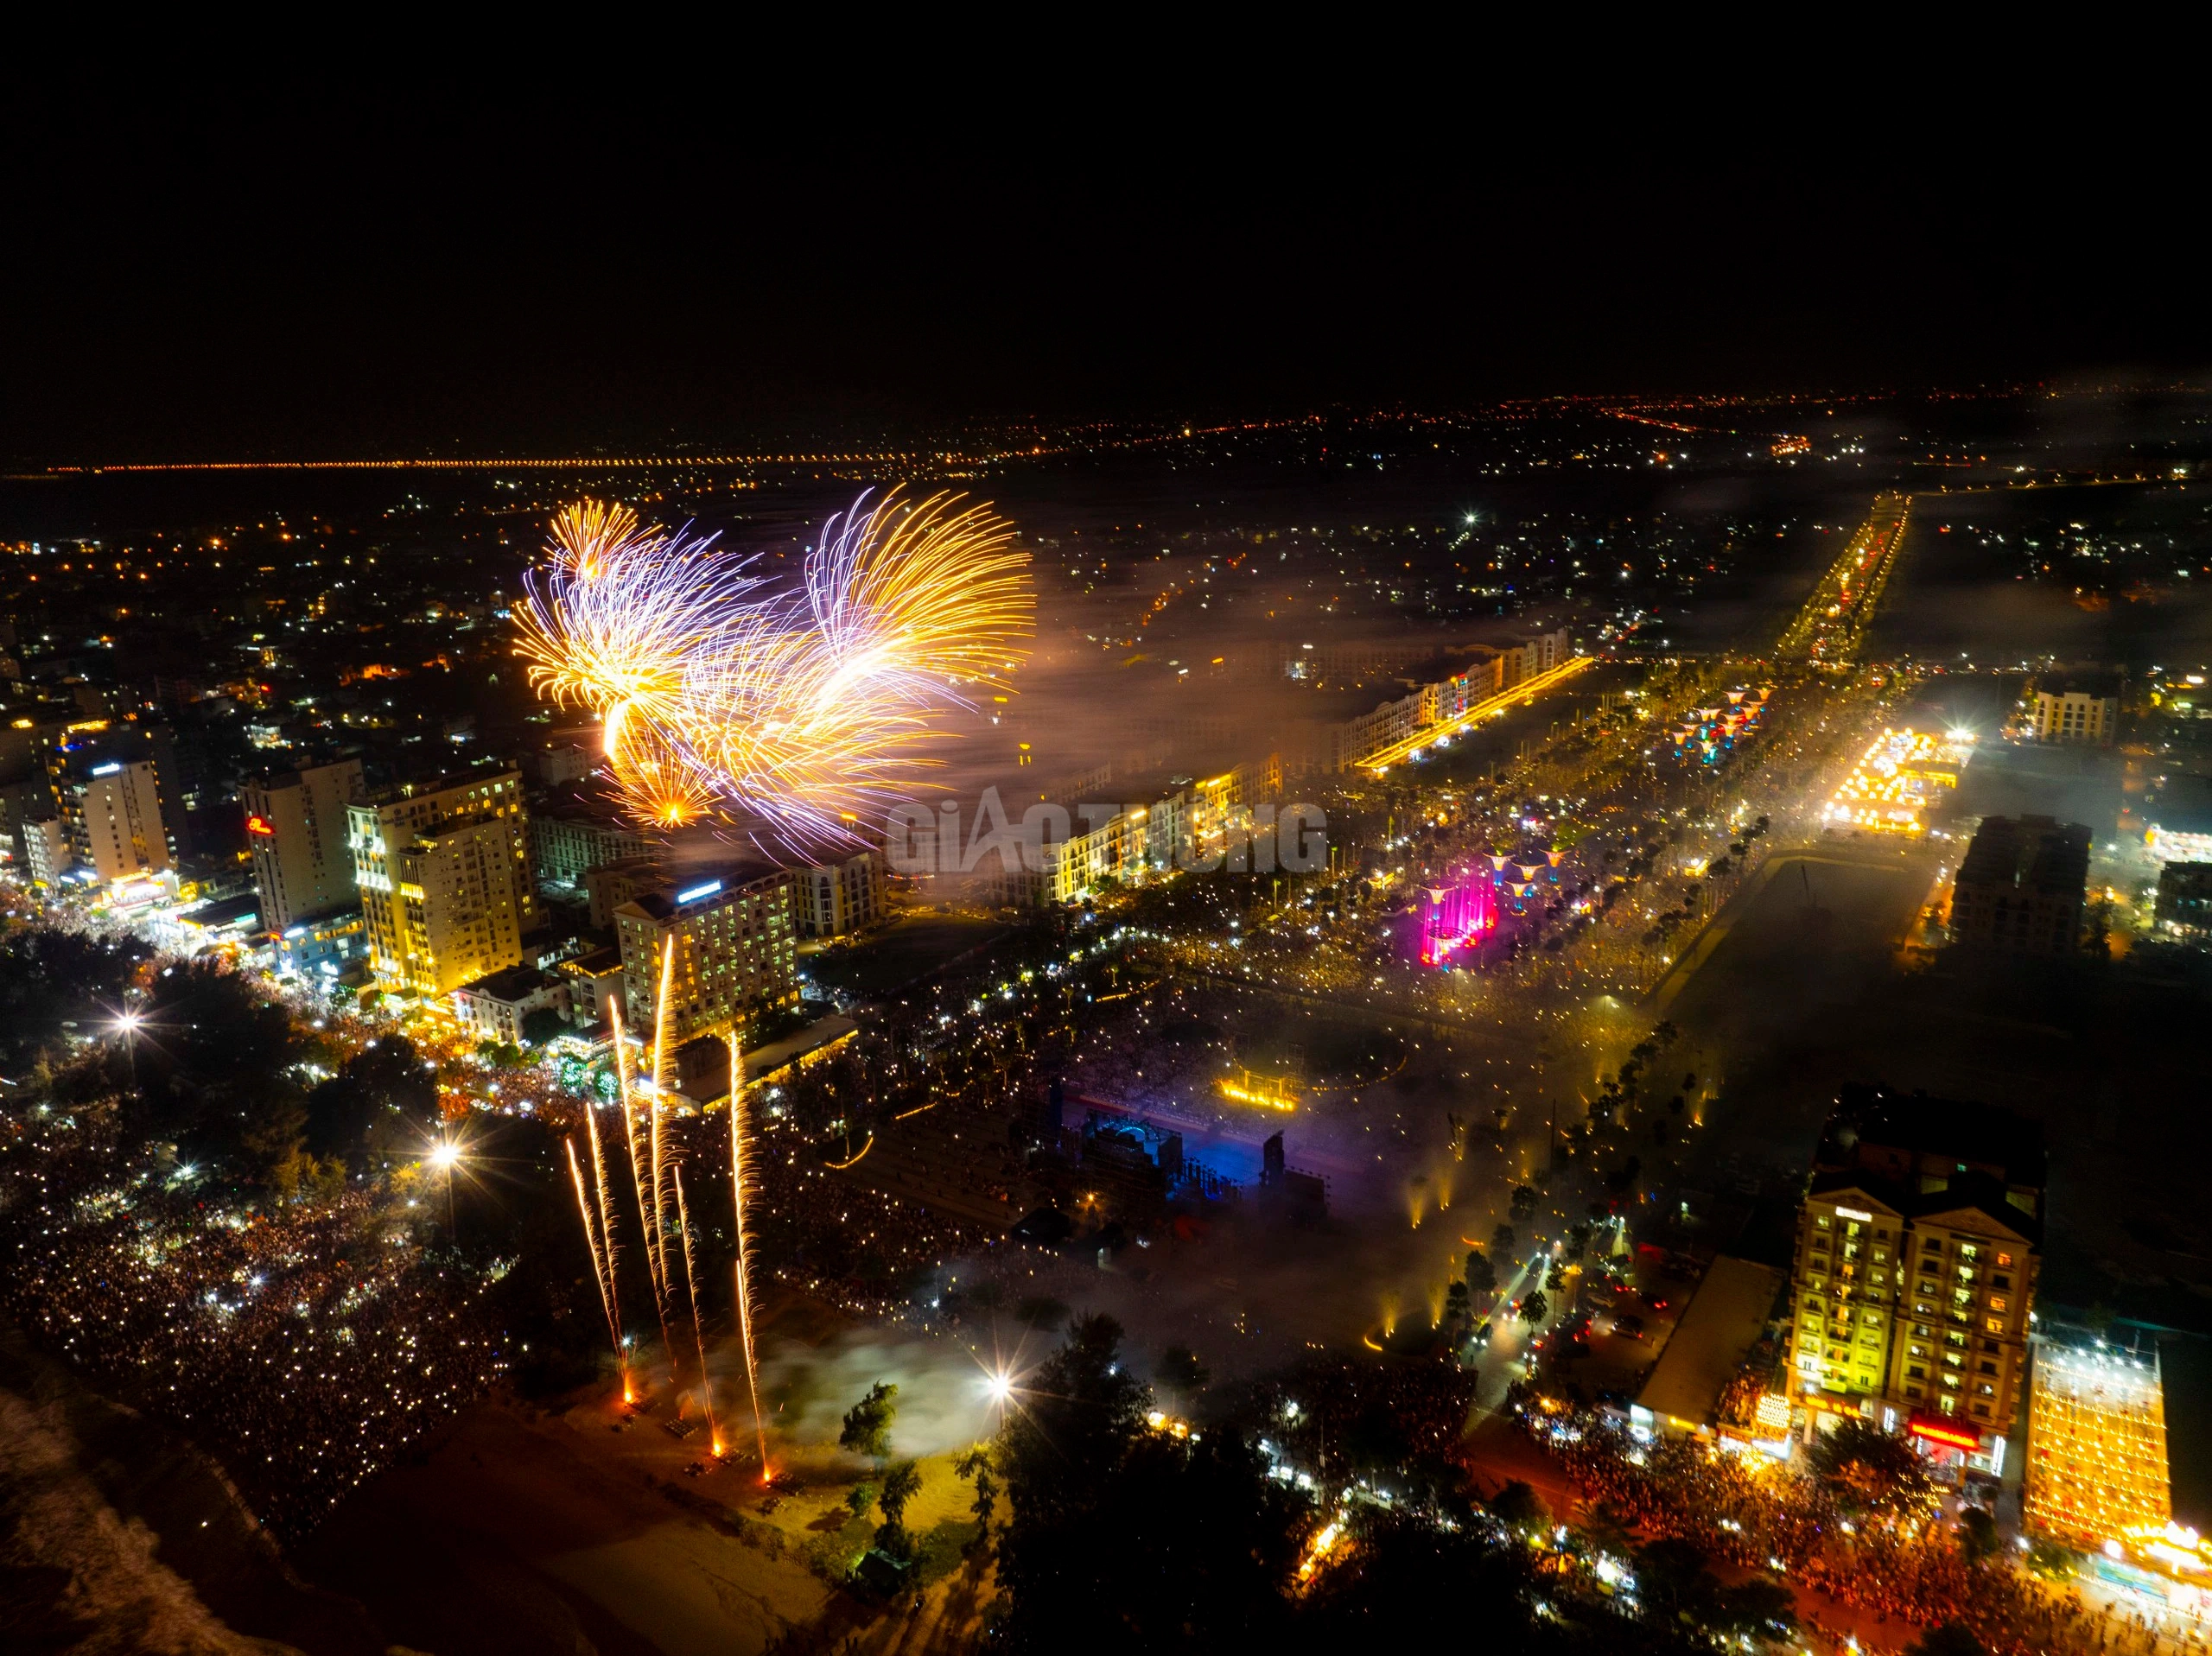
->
[[1956, 814, 2090, 897], [1637, 1255, 1785, 1431]]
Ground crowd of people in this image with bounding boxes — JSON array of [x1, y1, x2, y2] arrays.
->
[[0, 1125, 509, 1539], [1521, 1401, 2193, 1656]]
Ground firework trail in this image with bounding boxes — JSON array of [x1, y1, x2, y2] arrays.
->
[[565, 1138, 626, 1393], [671, 1165, 721, 1456], [648, 938, 677, 1334], [727, 1034, 770, 1479], [581, 1088, 630, 1400], [514, 487, 1033, 855], [609, 1001, 676, 1375]]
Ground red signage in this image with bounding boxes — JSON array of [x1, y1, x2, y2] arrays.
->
[[1907, 1415, 1981, 1452], [246, 815, 274, 836]]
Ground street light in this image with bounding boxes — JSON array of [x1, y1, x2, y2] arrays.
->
[[429, 1138, 462, 1234], [111, 1004, 146, 1091]]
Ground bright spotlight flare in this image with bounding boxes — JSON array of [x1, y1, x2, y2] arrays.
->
[[514, 488, 1033, 855]]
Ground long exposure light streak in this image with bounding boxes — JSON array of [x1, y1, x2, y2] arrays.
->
[[671, 1165, 721, 1456], [648, 939, 677, 1361], [610, 1001, 676, 1372], [727, 1035, 770, 1479], [565, 1139, 626, 1395], [580, 1087, 630, 1400], [582, 1088, 626, 1393], [514, 487, 1033, 855]]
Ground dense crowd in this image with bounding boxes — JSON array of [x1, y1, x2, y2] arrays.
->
[[0, 1149, 506, 1539], [1521, 1402, 2193, 1656]]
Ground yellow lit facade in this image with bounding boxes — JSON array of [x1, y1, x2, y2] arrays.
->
[[348, 771, 531, 997], [613, 872, 798, 1047], [2025, 1341, 2171, 1551], [1788, 1183, 2037, 1469], [1822, 728, 1969, 835]]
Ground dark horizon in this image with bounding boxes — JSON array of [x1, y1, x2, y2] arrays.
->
[[8, 103, 2209, 464]]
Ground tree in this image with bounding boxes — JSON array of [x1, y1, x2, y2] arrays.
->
[[1808, 1418, 1934, 1516], [1157, 1345, 1209, 1393], [1519, 1289, 1548, 1326], [847, 1482, 877, 1520], [1717, 1576, 1797, 1642], [1464, 1250, 1497, 1296], [1956, 1505, 1999, 1563], [995, 1314, 1300, 1652], [1634, 1536, 1720, 1621], [955, 1445, 997, 1560], [840, 1380, 899, 1463], [875, 1459, 922, 1558], [1577, 1499, 1636, 1558], [1487, 1480, 1550, 1534], [520, 1007, 568, 1046], [1510, 1183, 1538, 1219], [1491, 1223, 1516, 1254]]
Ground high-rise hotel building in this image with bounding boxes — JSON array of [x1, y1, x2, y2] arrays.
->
[[613, 866, 798, 1048], [348, 770, 533, 998], [1787, 1088, 2044, 1475], [245, 758, 364, 930]]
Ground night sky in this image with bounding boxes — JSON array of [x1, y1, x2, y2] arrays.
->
[[6, 102, 2203, 462]]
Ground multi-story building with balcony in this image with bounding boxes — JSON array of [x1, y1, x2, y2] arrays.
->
[[65, 754, 172, 884], [244, 758, 363, 930], [1787, 1088, 2044, 1477], [612, 865, 798, 1047], [797, 847, 886, 937], [347, 769, 532, 998], [2030, 681, 2118, 745], [1948, 814, 2090, 957]]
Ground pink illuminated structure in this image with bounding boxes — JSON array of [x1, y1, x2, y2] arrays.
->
[[1419, 878, 1497, 966]]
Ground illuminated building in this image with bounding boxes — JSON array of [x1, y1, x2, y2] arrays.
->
[[348, 770, 531, 997], [613, 866, 798, 1047], [243, 758, 363, 930], [556, 945, 626, 1028], [18, 815, 68, 888], [2030, 682, 2118, 746], [450, 962, 569, 1044], [797, 847, 885, 937], [530, 798, 655, 889], [65, 755, 172, 883], [1948, 815, 2089, 957], [2024, 1336, 2170, 1551], [270, 909, 365, 984], [2154, 861, 2212, 938], [584, 855, 662, 930], [1788, 1089, 2043, 1474], [2144, 774, 2212, 866], [1498, 629, 1570, 688], [1822, 728, 1968, 834]]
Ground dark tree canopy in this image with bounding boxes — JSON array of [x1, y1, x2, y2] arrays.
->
[[995, 1314, 1300, 1653]]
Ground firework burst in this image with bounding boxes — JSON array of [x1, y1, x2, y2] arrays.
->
[[514, 487, 1032, 854]]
